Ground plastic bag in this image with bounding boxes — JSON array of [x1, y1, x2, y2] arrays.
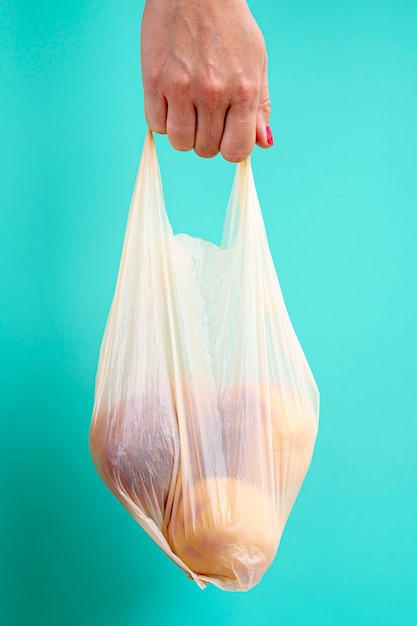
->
[[89, 131, 319, 592]]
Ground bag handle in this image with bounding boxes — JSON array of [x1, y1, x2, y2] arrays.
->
[[141, 130, 264, 252]]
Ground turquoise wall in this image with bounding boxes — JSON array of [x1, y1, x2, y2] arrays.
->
[[1, 1, 416, 624]]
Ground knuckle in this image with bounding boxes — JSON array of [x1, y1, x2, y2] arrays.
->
[[145, 108, 166, 134], [221, 120, 255, 162], [167, 124, 194, 151], [221, 147, 252, 163], [146, 67, 163, 93], [169, 140, 193, 152], [171, 73, 192, 95], [147, 120, 167, 135], [169, 137, 192, 151], [202, 78, 226, 107], [194, 144, 219, 159], [236, 76, 258, 106]]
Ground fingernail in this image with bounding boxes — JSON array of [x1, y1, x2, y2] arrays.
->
[[266, 124, 274, 146]]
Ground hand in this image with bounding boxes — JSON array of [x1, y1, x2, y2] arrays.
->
[[140, 0, 273, 162]]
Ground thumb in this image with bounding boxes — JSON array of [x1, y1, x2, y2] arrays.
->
[[255, 56, 273, 149]]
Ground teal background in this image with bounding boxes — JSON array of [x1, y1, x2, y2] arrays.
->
[[1, 0, 416, 624]]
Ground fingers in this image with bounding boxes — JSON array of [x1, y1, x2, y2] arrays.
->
[[140, 0, 273, 162], [166, 100, 196, 152], [220, 77, 259, 162], [144, 78, 197, 151], [146, 78, 230, 159], [194, 79, 228, 158], [220, 107, 257, 163], [144, 95, 167, 135], [255, 57, 273, 149], [143, 71, 272, 162]]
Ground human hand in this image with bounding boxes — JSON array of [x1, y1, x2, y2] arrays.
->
[[140, 0, 273, 162]]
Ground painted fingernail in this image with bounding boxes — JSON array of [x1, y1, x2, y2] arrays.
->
[[266, 124, 274, 146]]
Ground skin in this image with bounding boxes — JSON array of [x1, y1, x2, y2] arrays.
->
[[140, 0, 272, 162]]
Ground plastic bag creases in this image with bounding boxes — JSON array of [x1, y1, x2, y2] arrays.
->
[[90, 131, 319, 592]]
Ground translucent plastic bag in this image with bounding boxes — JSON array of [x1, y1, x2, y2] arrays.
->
[[89, 132, 319, 592]]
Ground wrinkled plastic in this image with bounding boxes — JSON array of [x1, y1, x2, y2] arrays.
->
[[89, 132, 319, 592]]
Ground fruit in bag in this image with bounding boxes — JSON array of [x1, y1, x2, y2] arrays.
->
[[167, 476, 278, 589], [90, 395, 178, 525], [90, 132, 319, 591]]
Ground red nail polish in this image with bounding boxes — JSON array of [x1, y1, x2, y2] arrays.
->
[[266, 124, 274, 146]]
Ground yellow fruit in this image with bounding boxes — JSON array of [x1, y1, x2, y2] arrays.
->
[[261, 385, 318, 493], [166, 385, 317, 589], [218, 383, 318, 494], [167, 475, 279, 591]]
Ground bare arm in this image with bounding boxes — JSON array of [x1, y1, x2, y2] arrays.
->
[[140, 0, 273, 162]]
